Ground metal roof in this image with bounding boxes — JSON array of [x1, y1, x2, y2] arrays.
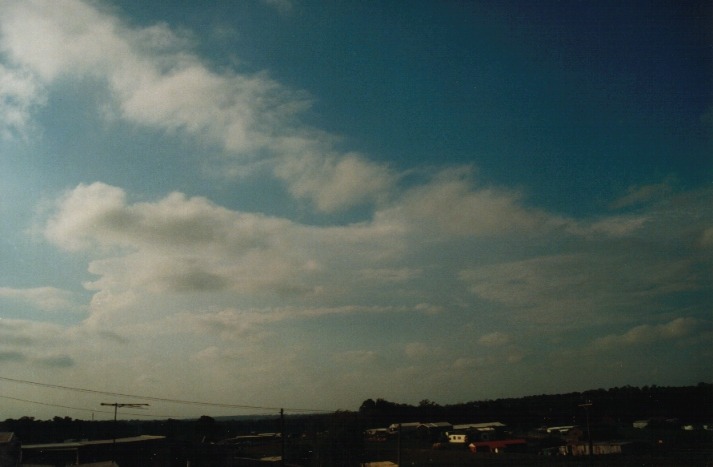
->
[[22, 435, 166, 450]]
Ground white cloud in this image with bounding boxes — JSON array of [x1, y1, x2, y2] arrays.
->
[[359, 267, 422, 283], [610, 181, 673, 210], [0, 286, 75, 311], [44, 182, 130, 251], [261, 0, 295, 15], [0, 0, 394, 212], [594, 317, 699, 349], [576, 215, 649, 237], [274, 152, 395, 212], [333, 350, 378, 365], [451, 356, 487, 370], [700, 227, 713, 248], [404, 342, 434, 359], [460, 253, 699, 326], [41, 179, 710, 339], [164, 304, 412, 341], [43, 183, 411, 323], [375, 168, 560, 238], [414, 303, 445, 315], [0, 318, 78, 367], [478, 332, 511, 347], [0, 63, 45, 138], [41, 180, 441, 329]]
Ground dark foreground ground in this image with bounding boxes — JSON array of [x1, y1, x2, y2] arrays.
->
[[363, 440, 713, 467]]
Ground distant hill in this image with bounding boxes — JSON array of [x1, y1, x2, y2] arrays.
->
[[210, 414, 279, 422], [357, 382, 713, 430], [3, 382, 710, 445]]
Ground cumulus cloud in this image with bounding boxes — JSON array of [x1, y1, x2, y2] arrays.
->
[[274, 152, 395, 212], [594, 317, 699, 349], [162, 304, 414, 341], [35, 354, 75, 368], [460, 253, 700, 326], [404, 342, 434, 359], [40, 178, 711, 338], [699, 227, 713, 248], [375, 168, 561, 238], [0, 0, 393, 212], [451, 356, 489, 370], [610, 181, 674, 210], [0, 286, 75, 311], [41, 182, 417, 325], [261, 0, 295, 15], [372, 167, 655, 241], [0, 318, 81, 370], [359, 267, 422, 283], [0, 350, 26, 362], [0, 63, 45, 138], [333, 350, 378, 365], [478, 332, 511, 347], [575, 215, 649, 237], [414, 303, 445, 315]]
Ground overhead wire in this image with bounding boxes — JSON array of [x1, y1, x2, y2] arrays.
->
[[0, 375, 332, 414], [0, 394, 178, 419]]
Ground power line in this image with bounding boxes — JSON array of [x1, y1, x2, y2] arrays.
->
[[0, 394, 177, 418], [0, 376, 332, 413]]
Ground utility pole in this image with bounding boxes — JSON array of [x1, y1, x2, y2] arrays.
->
[[101, 402, 149, 466], [578, 401, 593, 465], [280, 408, 286, 467], [397, 424, 402, 467]]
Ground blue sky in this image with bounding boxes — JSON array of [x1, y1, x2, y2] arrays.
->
[[0, 0, 711, 420]]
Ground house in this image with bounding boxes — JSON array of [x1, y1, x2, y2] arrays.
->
[[0, 432, 21, 467], [451, 422, 508, 442], [387, 422, 420, 434], [468, 438, 527, 453], [447, 433, 468, 444], [542, 425, 583, 442], [416, 422, 452, 439], [633, 419, 650, 429], [419, 422, 452, 431], [633, 418, 680, 429]]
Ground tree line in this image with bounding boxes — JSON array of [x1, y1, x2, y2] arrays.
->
[[358, 383, 713, 430], [2, 383, 711, 444]]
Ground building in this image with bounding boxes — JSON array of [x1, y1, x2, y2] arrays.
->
[[364, 428, 388, 440], [0, 432, 21, 467], [468, 438, 527, 453], [416, 422, 452, 439], [545, 425, 578, 435], [447, 433, 467, 444], [387, 422, 420, 435], [449, 422, 508, 443], [559, 441, 650, 456], [21, 435, 167, 466], [453, 422, 506, 432]]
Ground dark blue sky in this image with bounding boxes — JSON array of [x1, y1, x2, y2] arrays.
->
[[174, 0, 709, 216]]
